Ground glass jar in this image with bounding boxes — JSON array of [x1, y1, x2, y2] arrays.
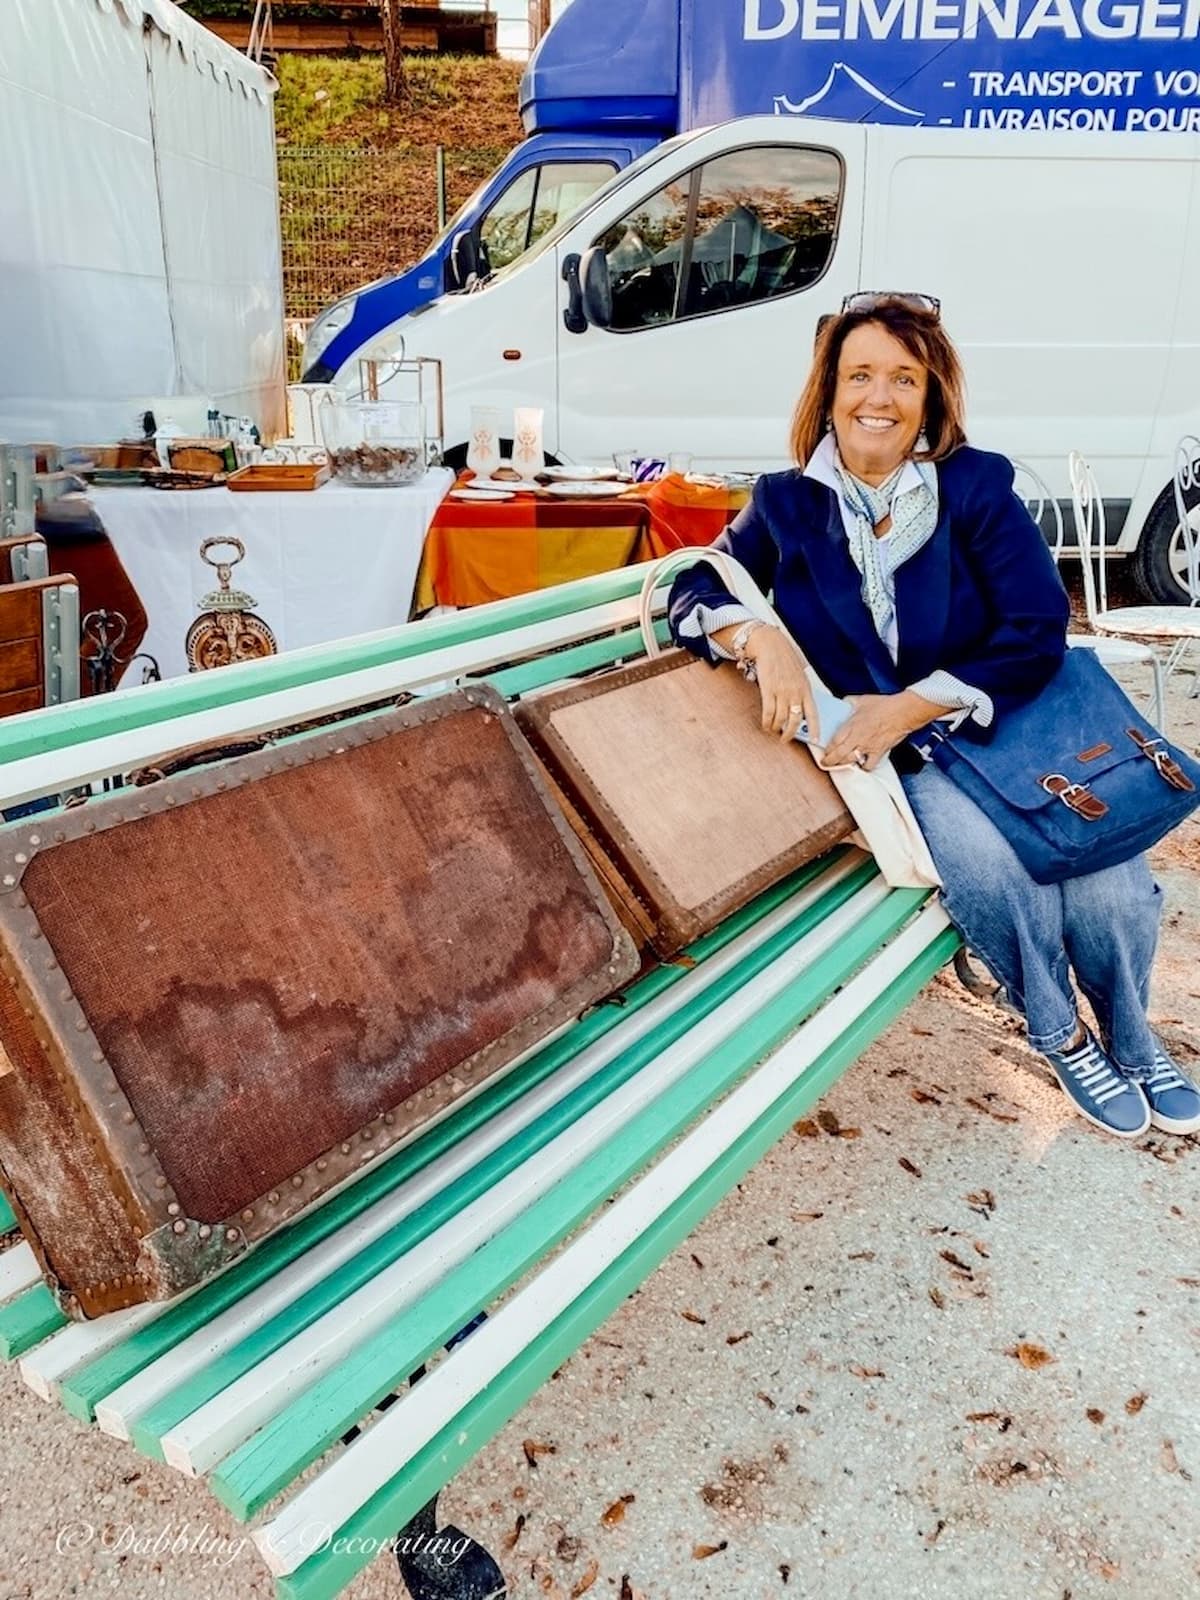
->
[[320, 400, 428, 487]]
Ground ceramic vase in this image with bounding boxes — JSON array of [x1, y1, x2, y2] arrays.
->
[[466, 406, 504, 480], [512, 406, 546, 479]]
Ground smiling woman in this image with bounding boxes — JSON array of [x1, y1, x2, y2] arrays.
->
[[665, 293, 1200, 1144]]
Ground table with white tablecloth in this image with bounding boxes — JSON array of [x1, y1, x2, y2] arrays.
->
[[89, 471, 454, 680]]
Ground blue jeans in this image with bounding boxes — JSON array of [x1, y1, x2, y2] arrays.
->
[[901, 762, 1163, 1075]]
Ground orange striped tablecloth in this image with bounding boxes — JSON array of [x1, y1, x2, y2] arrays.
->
[[414, 473, 752, 610]]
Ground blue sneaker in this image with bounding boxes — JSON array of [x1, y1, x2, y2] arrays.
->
[[1043, 1029, 1150, 1138], [1139, 1047, 1200, 1136]]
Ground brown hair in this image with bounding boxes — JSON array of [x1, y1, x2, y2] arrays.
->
[[789, 298, 968, 467]]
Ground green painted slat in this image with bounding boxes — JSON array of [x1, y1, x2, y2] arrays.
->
[[211, 885, 922, 1522], [58, 853, 853, 1422], [275, 926, 959, 1600], [0, 1285, 66, 1359], [484, 620, 671, 699], [0, 566, 654, 768], [132, 858, 874, 1459], [0, 1193, 15, 1233]]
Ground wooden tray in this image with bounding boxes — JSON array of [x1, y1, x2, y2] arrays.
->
[[515, 650, 855, 959], [0, 686, 638, 1317], [227, 463, 330, 492]]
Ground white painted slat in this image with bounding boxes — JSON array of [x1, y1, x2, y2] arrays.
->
[[20, 1302, 163, 1402], [255, 902, 950, 1577], [0, 1242, 41, 1303], [0, 596, 649, 809], [92, 855, 862, 1443], [158, 874, 888, 1476]]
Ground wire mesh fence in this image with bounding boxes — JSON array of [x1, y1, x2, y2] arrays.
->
[[277, 142, 510, 325]]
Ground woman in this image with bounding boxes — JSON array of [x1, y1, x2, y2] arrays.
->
[[669, 292, 1199, 1140]]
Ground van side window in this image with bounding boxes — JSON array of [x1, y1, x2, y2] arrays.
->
[[599, 147, 842, 332], [480, 161, 617, 271]]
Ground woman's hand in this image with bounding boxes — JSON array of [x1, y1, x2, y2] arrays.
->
[[820, 690, 942, 772], [743, 625, 821, 744]]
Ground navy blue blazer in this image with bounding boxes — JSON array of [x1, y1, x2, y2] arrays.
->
[[667, 446, 1070, 746]]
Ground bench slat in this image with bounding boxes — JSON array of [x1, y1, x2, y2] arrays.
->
[[216, 886, 929, 1528], [260, 907, 956, 1592], [0, 1284, 63, 1360]]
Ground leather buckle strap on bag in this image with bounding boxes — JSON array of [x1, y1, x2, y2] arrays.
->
[[1128, 728, 1198, 793], [1039, 773, 1108, 821]]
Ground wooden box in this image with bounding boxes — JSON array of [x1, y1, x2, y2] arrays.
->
[[0, 687, 638, 1318], [515, 651, 855, 958]]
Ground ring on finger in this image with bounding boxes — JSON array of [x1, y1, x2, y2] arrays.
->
[[852, 747, 869, 767]]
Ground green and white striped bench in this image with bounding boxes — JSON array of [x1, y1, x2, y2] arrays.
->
[[0, 564, 959, 1600]]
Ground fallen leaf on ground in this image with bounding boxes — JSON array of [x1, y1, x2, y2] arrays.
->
[[966, 1189, 996, 1214], [556, 1533, 582, 1562], [973, 1240, 991, 1258], [940, 1249, 975, 1274], [505, 1513, 527, 1550], [1161, 1439, 1186, 1475], [849, 1364, 885, 1379], [1126, 1392, 1148, 1415], [1086, 1408, 1106, 1425], [757, 1391, 776, 1408], [817, 1108, 841, 1134], [899, 1157, 922, 1178], [911, 1027, 933, 1036], [1176, 1278, 1200, 1288], [692, 1542, 728, 1559], [681, 1309, 706, 1325], [570, 1561, 599, 1597], [726, 1331, 752, 1345], [793, 1119, 820, 1138], [966, 1411, 1010, 1425], [836, 1127, 863, 1138], [618, 1577, 648, 1600], [523, 1439, 557, 1468], [928, 1286, 946, 1309], [603, 1495, 636, 1527], [966, 1095, 1019, 1123], [690, 1253, 704, 1269], [791, 1211, 824, 1223], [1007, 1342, 1055, 1369], [848, 1250, 876, 1261], [924, 1518, 947, 1546], [911, 1087, 942, 1105]]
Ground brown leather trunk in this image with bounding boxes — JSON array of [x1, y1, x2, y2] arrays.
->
[[0, 687, 637, 1318], [515, 651, 855, 959]]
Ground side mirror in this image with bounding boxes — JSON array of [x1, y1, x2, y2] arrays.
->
[[579, 246, 613, 329], [449, 229, 480, 290]]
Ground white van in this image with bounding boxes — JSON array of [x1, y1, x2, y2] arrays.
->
[[344, 116, 1200, 602]]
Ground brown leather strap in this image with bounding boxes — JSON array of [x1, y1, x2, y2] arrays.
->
[[1040, 773, 1108, 820], [131, 734, 273, 786], [1127, 728, 1197, 793]]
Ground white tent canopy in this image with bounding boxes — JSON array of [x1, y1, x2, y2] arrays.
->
[[0, 0, 285, 443]]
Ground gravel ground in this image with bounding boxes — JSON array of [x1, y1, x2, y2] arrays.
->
[[0, 656, 1197, 1600]]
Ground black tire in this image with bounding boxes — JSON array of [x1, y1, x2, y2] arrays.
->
[[1130, 480, 1193, 604]]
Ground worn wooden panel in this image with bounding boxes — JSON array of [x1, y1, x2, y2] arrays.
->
[[0, 687, 41, 721], [0, 586, 40, 644], [517, 652, 855, 956], [0, 688, 637, 1314], [0, 638, 39, 696]]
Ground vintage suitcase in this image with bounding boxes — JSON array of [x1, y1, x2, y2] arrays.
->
[[515, 650, 855, 959], [0, 686, 638, 1318]]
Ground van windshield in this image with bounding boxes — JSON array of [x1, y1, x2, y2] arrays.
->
[[487, 133, 696, 285]]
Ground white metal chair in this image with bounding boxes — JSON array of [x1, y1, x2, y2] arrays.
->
[[1164, 434, 1200, 695], [1011, 458, 1167, 731], [1068, 451, 1199, 731]]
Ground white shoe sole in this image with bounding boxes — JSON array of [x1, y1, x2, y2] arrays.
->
[[1148, 1108, 1200, 1136]]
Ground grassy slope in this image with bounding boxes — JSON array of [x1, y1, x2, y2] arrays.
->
[[275, 55, 524, 314]]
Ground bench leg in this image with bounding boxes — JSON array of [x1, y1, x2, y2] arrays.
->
[[338, 1312, 508, 1599]]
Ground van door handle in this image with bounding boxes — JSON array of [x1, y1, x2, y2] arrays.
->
[[562, 254, 587, 336]]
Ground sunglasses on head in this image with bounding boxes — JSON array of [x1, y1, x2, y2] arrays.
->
[[841, 291, 941, 318]]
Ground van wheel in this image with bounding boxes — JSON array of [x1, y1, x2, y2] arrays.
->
[[1130, 482, 1193, 604]]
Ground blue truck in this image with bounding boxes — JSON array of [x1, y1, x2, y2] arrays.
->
[[301, 0, 1200, 381]]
